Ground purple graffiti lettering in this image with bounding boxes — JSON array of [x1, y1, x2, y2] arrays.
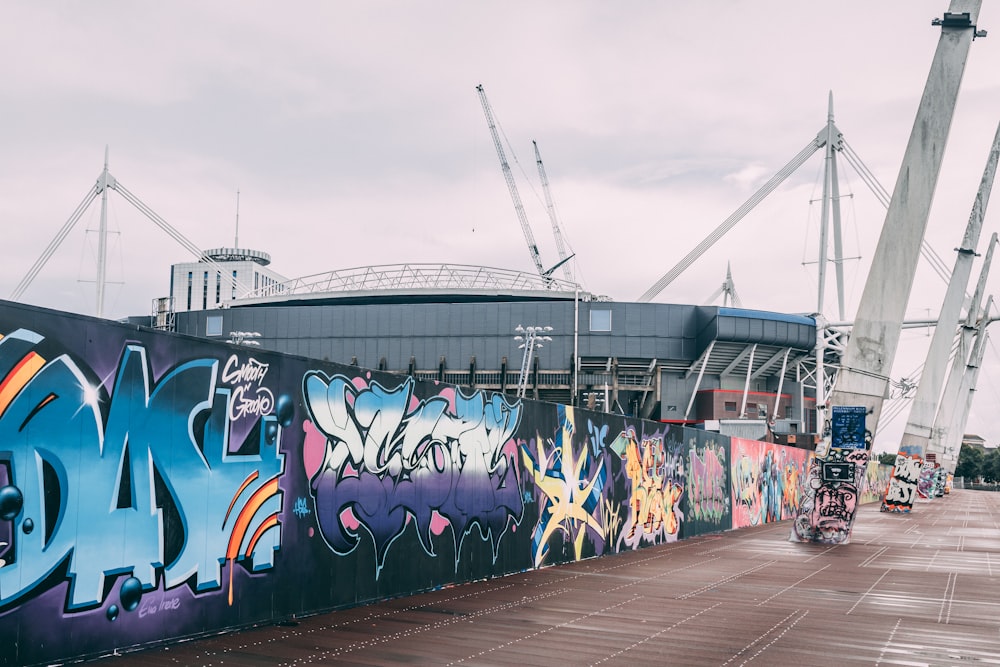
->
[[303, 373, 523, 575], [917, 462, 936, 499]]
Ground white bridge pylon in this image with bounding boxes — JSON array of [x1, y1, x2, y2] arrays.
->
[[637, 93, 956, 318], [10, 147, 254, 318]]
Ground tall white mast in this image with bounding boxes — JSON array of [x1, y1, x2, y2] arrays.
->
[[235, 188, 240, 248], [96, 146, 113, 318], [817, 93, 849, 319], [899, 122, 1000, 460], [930, 234, 997, 464], [794, 1, 982, 544], [940, 300, 993, 471]]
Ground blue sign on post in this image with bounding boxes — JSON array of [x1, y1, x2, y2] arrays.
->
[[830, 405, 867, 450]]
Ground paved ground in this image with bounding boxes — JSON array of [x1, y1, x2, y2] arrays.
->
[[94, 490, 1000, 666]]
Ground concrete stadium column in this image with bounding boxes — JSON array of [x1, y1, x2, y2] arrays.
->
[[792, 1, 983, 544]]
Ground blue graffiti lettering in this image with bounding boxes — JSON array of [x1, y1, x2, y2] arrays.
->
[[292, 497, 311, 518], [0, 330, 284, 610]]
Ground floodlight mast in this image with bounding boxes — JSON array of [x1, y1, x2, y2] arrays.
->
[[476, 85, 547, 278], [514, 325, 553, 398]]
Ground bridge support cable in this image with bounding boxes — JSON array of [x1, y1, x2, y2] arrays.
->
[[841, 140, 955, 285], [10, 184, 100, 301], [638, 136, 825, 302], [112, 182, 255, 297]]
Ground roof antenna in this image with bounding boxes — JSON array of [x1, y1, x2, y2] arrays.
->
[[234, 188, 240, 249]]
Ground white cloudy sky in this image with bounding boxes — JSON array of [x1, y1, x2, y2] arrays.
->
[[2, 1, 999, 451]]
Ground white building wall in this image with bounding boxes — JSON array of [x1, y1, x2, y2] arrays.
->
[[169, 260, 288, 312]]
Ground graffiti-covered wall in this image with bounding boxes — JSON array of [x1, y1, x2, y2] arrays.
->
[[0, 301, 812, 666], [730, 438, 811, 528]]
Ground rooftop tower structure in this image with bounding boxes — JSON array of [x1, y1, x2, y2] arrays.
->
[[168, 246, 287, 314]]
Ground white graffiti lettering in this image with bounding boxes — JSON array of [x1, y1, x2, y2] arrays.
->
[[885, 479, 915, 504], [222, 355, 269, 386], [892, 454, 922, 483], [229, 384, 275, 421], [223, 355, 274, 421]]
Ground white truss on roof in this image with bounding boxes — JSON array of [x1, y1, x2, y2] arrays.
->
[[241, 263, 582, 299]]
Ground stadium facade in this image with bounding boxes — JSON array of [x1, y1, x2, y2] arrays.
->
[[169, 258, 826, 446]]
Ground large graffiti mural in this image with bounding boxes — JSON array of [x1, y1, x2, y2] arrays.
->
[[683, 434, 731, 538], [0, 300, 864, 666], [302, 372, 523, 574], [0, 329, 285, 611], [730, 438, 810, 529], [520, 406, 608, 566], [609, 425, 684, 547]]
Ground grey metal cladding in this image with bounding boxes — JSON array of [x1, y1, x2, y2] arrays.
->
[[175, 297, 812, 374]]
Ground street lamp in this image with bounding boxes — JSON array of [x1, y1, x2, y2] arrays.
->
[[514, 325, 553, 398]]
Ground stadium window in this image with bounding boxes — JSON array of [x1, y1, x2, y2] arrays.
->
[[590, 309, 612, 332], [206, 315, 223, 337]]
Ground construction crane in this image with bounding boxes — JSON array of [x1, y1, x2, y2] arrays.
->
[[533, 140, 574, 281], [476, 84, 548, 278]]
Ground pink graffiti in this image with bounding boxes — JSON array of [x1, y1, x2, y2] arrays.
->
[[689, 444, 728, 523]]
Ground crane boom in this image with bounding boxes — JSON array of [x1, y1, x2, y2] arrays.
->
[[533, 140, 573, 281], [476, 85, 546, 277]]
